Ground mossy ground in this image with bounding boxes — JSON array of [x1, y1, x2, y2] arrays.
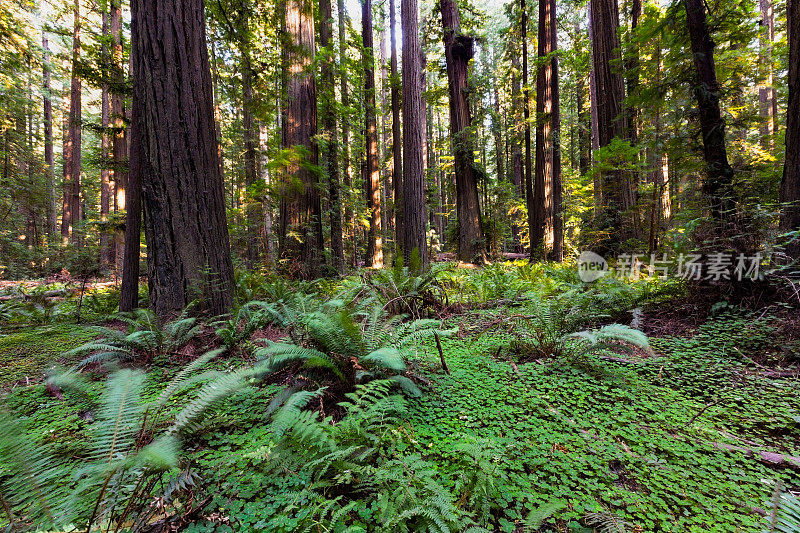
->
[[0, 324, 95, 388]]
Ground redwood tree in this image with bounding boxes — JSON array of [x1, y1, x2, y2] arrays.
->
[[390, 0, 403, 246], [401, 0, 428, 265], [441, 0, 483, 263], [532, 0, 562, 261], [590, 0, 633, 247], [684, 0, 735, 218], [280, 0, 325, 277], [61, 0, 81, 242], [363, 0, 383, 267], [781, 0, 800, 258], [130, 0, 234, 317]]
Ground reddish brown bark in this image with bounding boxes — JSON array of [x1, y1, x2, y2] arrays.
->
[[130, 0, 235, 316], [363, 0, 383, 268], [61, 0, 82, 242], [781, 0, 800, 258], [280, 0, 325, 278], [441, 0, 484, 263], [401, 0, 428, 265]]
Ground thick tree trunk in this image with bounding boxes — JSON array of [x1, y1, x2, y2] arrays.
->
[[401, 0, 428, 266], [591, 0, 632, 248], [111, 0, 128, 276], [42, 33, 57, 236], [441, 0, 483, 263], [363, 0, 383, 268], [320, 0, 345, 273], [684, 0, 735, 219], [521, 0, 534, 258], [281, 0, 325, 278], [781, 0, 800, 258], [61, 0, 82, 242], [532, 0, 562, 261], [130, 0, 235, 317]]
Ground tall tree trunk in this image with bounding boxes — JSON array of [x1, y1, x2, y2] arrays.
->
[[759, 0, 776, 147], [576, 67, 590, 178], [684, 0, 735, 219], [493, 82, 504, 184], [401, 0, 428, 266], [61, 0, 82, 242], [321, 0, 344, 273], [521, 0, 534, 258], [363, 0, 383, 267], [281, 0, 325, 278], [260, 123, 275, 265], [441, 0, 483, 263], [337, 0, 356, 268], [241, 30, 260, 264], [130, 0, 235, 317], [591, 0, 631, 248], [781, 0, 800, 258], [389, 0, 403, 248], [532, 0, 561, 260], [100, 8, 112, 267], [510, 53, 524, 252], [42, 33, 56, 236], [111, 0, 128, 276], [588, 3, 601, 210]]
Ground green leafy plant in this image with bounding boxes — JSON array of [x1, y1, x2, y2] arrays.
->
[[66, 308, 201, 367], [256, 303, 454, 398], [0, 349, 251, 531], [765, 487, 800, 533]]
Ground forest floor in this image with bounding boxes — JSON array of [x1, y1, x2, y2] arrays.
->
[[1, 265, 799, 532]]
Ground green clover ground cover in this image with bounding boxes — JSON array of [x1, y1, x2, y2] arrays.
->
[[2, 305, 797, 531]]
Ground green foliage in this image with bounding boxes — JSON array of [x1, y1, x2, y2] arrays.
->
[[337, 256, 450, 317], [66, 308, 201, 367], [256, 304, 454, 397], [765, 489, 800, 533], [0, 351, 250, 531]]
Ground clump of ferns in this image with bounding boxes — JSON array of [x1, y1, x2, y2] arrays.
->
[[0, 349, 253, 531], [212, 300, 281, 355], [485, 298, 652, 379], [337, 251, 450, 318], [255, 303, 455, 403], [65, 307, 202, 368], [263, 381, 464, 532]]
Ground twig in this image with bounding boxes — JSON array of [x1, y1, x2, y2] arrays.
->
[[434, 332, 450, 375]]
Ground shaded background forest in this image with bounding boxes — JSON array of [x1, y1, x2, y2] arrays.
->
[[0, 0, 797, 293]]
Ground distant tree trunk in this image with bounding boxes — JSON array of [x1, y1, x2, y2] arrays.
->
[[130, 0, 235, 317], [510, 53, 524, 252], [321, 0, 345, 273], [42, 33, 57, 236], [363, 0, 383, 268], [493, 84, 504, 185], [259, 123, 275, 265], [588, 3, 601, 210], [441, 0, 484, 263], [111, 0, 128, 275], [281, 0, 325, 278], [61, 0, 82, 242], [577, 70, 590, 177], [338, 0, 356, 268], [684, 0, 735, 218], [241, 28, 260, 264], [648, 44, 669, 254], [389, 0, 403, 248], [759, 0, 776, 147], [100, 9, 112, 267], [625, 0, 641, 145], [401, 0, 428, 266], [532, 0, 562, 261], [781, 0, 800, 258], [521, 0, 534, 258], [591, 0, 632, 248]]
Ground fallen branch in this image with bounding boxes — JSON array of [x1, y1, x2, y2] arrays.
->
[[434, 332, 450, 375], [712, 442, 800, 470]]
